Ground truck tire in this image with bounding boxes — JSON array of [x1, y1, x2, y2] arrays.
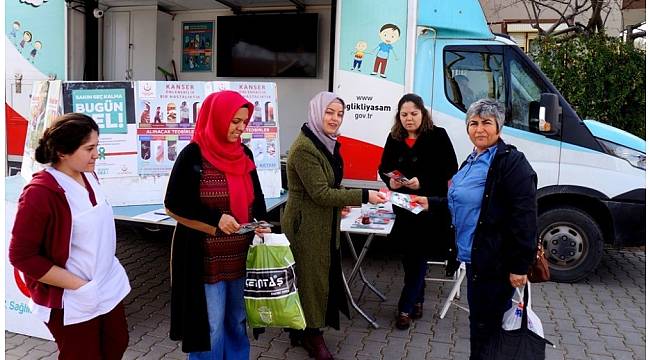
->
[[538, 207, 603, 283]]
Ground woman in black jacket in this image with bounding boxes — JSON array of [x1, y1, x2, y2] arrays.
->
[[417, 98, 538, 359], [378, 93, 458, 330], [164, 90, 270, 358]]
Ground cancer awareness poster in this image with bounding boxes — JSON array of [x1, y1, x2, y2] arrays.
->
[[212, 81, 282, 197], [135, 81, 205, 176], [62, 82, 138, 178]]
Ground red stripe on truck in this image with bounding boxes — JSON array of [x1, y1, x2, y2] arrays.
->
[[338, 136, 383, 181]]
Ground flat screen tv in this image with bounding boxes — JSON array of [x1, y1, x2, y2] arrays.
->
[[216, 13, 318, 78]]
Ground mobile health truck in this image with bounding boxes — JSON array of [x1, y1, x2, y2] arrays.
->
[[333, 0, 645, 282]]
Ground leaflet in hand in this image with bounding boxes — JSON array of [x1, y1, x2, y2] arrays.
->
[[384, 170, 409, 184], [236, 221, 273, 234], [381, 190, 425, 215]]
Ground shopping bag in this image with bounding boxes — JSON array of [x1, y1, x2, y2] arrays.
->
[[481, 284, 554, 360], [244, 234, 306, 330], [502, 284, 544, 338]]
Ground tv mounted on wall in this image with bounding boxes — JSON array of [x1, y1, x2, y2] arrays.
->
[[216, 13, 319, 78]]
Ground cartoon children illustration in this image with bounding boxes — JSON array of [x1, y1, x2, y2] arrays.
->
[[350, 40, 368, 71], [19, 31, 33, 53], [371, 24, 401, 78], [154, 106, 162, 124], [179, 101, 190, 123], [30, 41, 42, 63], [10, 21, 21, 43]]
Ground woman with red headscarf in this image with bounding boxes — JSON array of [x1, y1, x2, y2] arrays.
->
[[164, 90, 270, 359]]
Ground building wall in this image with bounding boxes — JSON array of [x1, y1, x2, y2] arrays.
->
[[480, 0, 629, 39], [101, 6, 331, 154], [623, 8, 646, 27], [170, 7, 332, 154]]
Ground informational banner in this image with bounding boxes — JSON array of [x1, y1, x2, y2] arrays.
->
[[333, 0, 408, 181], [211, 81, 282, 198], [63, 82, 138, 178], [5, 176, 54, 341], [182, 21, 214, 72], [21, 80, 63, 179], [17, 80, 281, 206], [135, 81, 205, 176], [71, 89, 128, 134]]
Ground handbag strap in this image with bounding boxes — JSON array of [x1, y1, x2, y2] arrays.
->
[[520, 283, 530, 331]]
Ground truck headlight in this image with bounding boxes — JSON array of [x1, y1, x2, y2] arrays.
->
[[597, 138, 646, 170]]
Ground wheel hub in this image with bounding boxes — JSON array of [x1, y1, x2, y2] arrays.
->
[[542, 224, 586, 269]]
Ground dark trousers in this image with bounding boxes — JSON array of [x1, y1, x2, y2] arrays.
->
[[45, 302, 129, 360], [465, 267, 515, 360], [397, 253, 427, 314]]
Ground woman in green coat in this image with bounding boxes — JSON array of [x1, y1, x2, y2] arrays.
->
[[282, 91, 386, 360]]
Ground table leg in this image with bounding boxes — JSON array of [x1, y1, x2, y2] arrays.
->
[[341, 270, 379, 329], [344, 233, 386, 301]]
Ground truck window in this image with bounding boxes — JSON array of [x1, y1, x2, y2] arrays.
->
[[508, 57, 546, 132], [444, 50, 504, 112]]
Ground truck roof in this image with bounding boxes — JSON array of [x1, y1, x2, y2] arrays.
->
[[418, 0, 493, 40]]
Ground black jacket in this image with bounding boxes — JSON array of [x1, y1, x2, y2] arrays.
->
[[463, 139, 538, 281], [165, 142, 266, 352], [378, 127, 458, 256]]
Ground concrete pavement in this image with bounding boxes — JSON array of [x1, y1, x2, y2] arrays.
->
[[5, 224, 646, 359]]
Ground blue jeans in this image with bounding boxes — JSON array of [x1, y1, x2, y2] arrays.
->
[[397, 254, 427, 314], [188, 277, 249, 360]]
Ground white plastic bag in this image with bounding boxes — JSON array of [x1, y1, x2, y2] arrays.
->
[[502, 284, 544, 338]]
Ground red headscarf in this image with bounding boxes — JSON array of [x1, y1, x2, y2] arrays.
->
[[192, 90, 256, 223]]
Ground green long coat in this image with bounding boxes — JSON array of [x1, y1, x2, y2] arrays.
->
[[282, 129, 363, 328]]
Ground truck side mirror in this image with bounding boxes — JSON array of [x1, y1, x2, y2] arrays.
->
[[539, 93, 561, 135]]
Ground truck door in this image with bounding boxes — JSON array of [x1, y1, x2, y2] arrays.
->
[[440, 44, 560, 188], [503, 46, 561, 188]]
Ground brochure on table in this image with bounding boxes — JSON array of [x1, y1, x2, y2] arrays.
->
[[20, 80, 282, 206]]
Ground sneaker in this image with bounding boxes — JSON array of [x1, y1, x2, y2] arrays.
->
[[370, 72, 377, 75], [380, 73, 387, 78], [411, 303, 423, 319], [395, 312, 411, 330]]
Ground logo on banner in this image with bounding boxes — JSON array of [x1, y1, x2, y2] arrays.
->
[[138, 81, 156, 99]]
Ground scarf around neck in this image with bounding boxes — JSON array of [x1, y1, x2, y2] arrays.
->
[[191, 90, 256, 224]]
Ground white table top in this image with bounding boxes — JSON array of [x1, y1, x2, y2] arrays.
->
[[339, 205, 394, 235]]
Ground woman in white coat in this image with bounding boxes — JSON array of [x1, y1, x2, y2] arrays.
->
[[9, 113, 131, 360]]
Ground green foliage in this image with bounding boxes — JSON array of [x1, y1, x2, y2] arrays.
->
[[531, 33, 646, 139]]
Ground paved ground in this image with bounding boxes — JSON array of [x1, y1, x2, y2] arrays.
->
[[5, 223, 646, 359]]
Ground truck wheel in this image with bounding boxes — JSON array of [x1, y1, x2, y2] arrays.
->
[[538, 207, 603, 283]]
